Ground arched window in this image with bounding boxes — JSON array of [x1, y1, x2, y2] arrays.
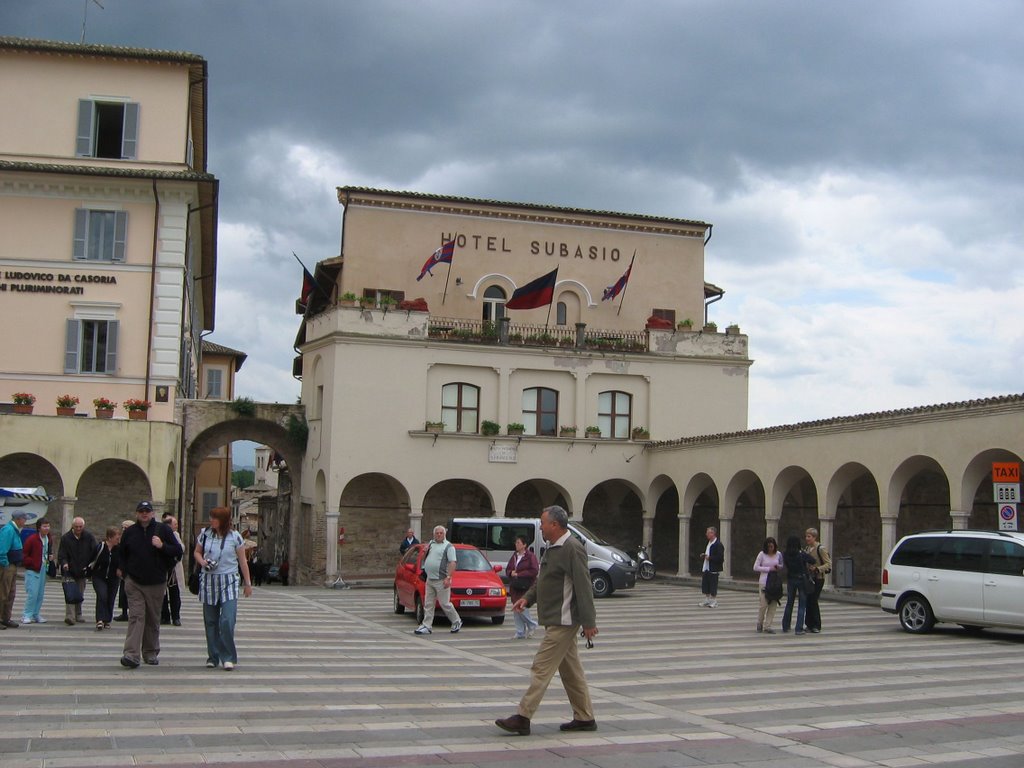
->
[[442, 382, 479, 433], [522, 387, 558, 436], [556, 301, 567, 326], [483, 286, 506, 324], [598, 390, 632, 439]]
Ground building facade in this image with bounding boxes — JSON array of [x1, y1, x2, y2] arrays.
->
[[193, 340, 246, 521], [0, 37, 218, 533]]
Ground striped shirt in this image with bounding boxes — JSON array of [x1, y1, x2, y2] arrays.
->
[[197, 529, 243, 605]]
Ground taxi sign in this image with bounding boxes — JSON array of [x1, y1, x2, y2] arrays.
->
[[992, 462, 1020, 483]]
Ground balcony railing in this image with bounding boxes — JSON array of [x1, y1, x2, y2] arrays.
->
[[427, 317, 648, 353]]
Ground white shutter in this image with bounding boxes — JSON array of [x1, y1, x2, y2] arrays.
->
[[104, 321, 119, 373], [76, 100, 94, 157], [121, 102, 139, 159], [73, 209, 88, 261], [64, 320, 81, 373], [112, 211, 128, 262]]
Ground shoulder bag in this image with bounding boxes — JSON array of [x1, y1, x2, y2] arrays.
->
[[188, 531, 207, 595], [62, 576, 84, 604]]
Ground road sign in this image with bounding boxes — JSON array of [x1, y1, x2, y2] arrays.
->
[[992, 462, 1020, 483], [998, 504, 1018, 531], [994, 483, 1021, 504]]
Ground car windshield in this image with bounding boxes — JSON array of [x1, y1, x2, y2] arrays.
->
[[456, 548, 493, 572], [569, 522, 607, 546]]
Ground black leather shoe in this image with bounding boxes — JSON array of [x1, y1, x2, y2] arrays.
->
[[3, 620, 19, 628], [495, 714, 530, 735], [172, 619, 181, 626], [113, 614, 128, 622], [120, 656, 140, 669], [143, 658, 159, 666], [559, 719, 597, 732]]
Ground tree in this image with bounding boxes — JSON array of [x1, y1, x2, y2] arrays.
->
[[232, 469, 255, 489]]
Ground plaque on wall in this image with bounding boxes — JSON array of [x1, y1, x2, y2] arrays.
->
[[488, 443, 518, 463]]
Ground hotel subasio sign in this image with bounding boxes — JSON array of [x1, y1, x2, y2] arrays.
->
[[1, 270, 117, 296]]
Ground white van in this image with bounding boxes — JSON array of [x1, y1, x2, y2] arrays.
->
[[880, 529, 1024, 634], [448, 516, 637, 597]]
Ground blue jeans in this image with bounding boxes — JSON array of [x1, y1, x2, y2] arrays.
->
[[513, 604, 539, 637], [23, 569, 46, 620], [781, 578, 808, 632], [203, 598, 239, 665]]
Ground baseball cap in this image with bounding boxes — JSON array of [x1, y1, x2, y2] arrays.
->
[[136, 501, 154, 512]]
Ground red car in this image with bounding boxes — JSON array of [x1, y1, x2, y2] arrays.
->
[[394, 543, 508, 626]]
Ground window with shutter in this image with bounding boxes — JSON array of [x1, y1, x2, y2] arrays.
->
[[74, 99, 140, 159], [72, 209, 128, 262]]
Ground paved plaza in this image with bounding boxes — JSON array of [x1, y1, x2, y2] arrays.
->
[[2, 578, 1024, 768]]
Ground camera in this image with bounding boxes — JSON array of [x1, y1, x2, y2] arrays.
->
[[204, 559, 218, 571]]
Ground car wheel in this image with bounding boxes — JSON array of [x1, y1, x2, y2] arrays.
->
[[898, 594, 935, 634], [590, 570, 613, 598], [491, 615, 506, 625], [639, 562, 656, 580], [393, 587, 405, 614], [415, 595, 425, 625]]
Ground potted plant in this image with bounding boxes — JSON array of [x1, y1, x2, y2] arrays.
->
[[631, 426, 651, 440], [124, 398, 152, 420], [55, 394, 80, 416], [726, 322, 741, 335], [507, 422, 525, 436], [339, 291, 358, 307], [424, 420, 444, 434], [559, 425, 577, 438], [93, 397, 117, 419], [678, 318, 693, 331], [703, 321, 718, 333], [11, 392, 35, 414], [481, 420, 500, 436], [585, 426, 601, 439], [359, 295, 376, 309], [379, 295, 397, 313]]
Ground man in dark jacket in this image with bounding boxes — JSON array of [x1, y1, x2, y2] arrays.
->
[[116, 501, 182, 668], [699, 526, 725, 608], [58, 517, 98, 625]]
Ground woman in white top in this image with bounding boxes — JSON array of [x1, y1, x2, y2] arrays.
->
[[753, 537, 784, 633], [194, 507, 252, 670]]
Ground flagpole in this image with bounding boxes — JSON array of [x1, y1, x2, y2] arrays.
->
[[441, 235, 456, 306], [616, 251, 636, 317], [544, 267, 558, 328]]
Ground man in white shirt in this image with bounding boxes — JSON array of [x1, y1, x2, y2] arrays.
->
[[414, 526, 462, 635]]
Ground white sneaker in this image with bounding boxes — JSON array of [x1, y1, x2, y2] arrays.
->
[[450, 620, 462, 633], [526, 628, 536, 639], [35, 617, 46, 624], [414, 625, 432, 635], [698, 599, 710, 607], [224, 662, 235, 671], [21, 616, 32, 624], [708, 600, 718, 608]]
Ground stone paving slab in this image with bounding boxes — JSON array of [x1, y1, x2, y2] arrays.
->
[[2, 580, 1024, 767]]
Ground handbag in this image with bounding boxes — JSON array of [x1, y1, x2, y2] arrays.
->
[[46, 560, 57, 579], [801, 572, 816, 594], [188, 531, 208, 595], [7, 547, 23, 566], [62, 577, 84, 604], [510, 576, 531, 592]]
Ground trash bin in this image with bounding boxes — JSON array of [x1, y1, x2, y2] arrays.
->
[[834, 556, 854, 588]]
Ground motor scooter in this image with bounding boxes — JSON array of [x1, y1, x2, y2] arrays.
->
[[637, 544, 655, 580]]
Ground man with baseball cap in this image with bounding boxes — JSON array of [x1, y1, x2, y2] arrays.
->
[[0, 510, 29, 628], [117, 501, 181, 668]]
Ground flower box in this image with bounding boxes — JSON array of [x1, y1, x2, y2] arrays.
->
[[56, 407, 76, 417], [95, 408, 114, 419]]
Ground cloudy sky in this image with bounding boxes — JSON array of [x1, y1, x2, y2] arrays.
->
[[7, 1, 1023, 436]]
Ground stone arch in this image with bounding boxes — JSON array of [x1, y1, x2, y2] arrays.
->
[[505, 479, 573, 517], [338, 472, 410, 577], [773, 466, 818, 544], [649, 474, 678, 572], [421, 478, 494, 538], [724, 469, 766, 582], [183, 402, 305, 580], [581, 479, 644, 549], [887, 455, 949, 538], [965, 448, 1023, 528], [828, 462, 881, 588], [0, 452, 65, 524], [75, 458, 152, 535], [683, 473, 719, 576]]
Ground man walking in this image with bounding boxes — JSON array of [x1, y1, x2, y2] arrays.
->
[[117, 501, 182, 668], [0, 510, 29, 628], [399, 528, 418, 554], [699, 526, 725, 608], [413, 525, 462, 635], [58, 516, 97, 625], [496, 505, 598, 736], [803, 527, 831, 634]]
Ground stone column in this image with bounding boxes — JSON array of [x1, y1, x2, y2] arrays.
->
[[409, 507, 423, 541], [817, 517, 835, 589], [677, 512, 691, 577], [60, 496, 78, 533], [765, 516, 780, 543], [949, 509, 970, 530], [880, 515, 899, 574], [641, 510, 652, 549], [718, 518, 733, 579], [325, 506, 340, 580]]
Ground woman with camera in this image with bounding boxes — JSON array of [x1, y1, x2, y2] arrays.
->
[[194, 507, 252, 670]]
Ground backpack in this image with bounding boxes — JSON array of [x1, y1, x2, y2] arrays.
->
[[764, 570, 784, 603]]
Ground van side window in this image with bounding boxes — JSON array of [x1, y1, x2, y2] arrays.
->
[[450, 523, 486, 549], [491, 524, 534, 551], [890, 537, 941, 567], [988, 540, 1024, 576], [932, 537, 986, 572]]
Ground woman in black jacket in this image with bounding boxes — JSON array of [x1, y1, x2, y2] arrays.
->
[[781, 535, 815, 635], [91, 527, 122, 630]]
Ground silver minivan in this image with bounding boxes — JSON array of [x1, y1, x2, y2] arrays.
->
[[880, 529, 1024, 633], [448, 517, 637, 598]]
